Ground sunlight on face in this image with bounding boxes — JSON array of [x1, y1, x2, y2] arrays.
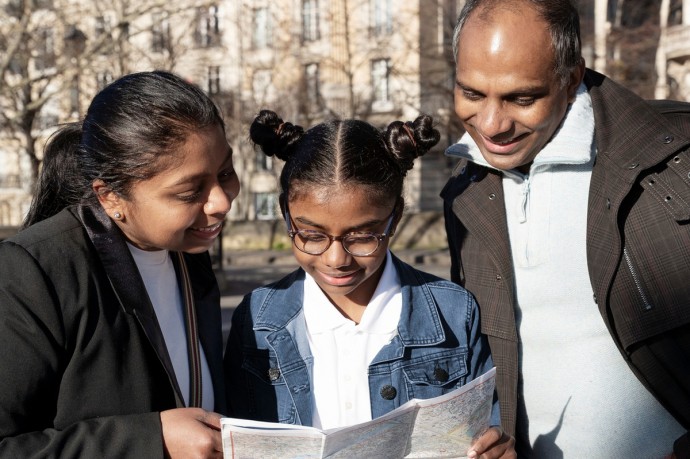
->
[[116, 125, 240, 253], [287, 185, 396, 316], [454, 6, 582, 172]]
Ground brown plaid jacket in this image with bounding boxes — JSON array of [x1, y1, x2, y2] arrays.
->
[[442, 69, 690, 453]]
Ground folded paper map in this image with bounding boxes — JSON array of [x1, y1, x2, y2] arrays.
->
[[221, 367, 495, 459]]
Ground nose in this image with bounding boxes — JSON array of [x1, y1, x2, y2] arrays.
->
[[475, 100, 512, 139], [204, 182, 235, 216], [321, 238, 352, 268]]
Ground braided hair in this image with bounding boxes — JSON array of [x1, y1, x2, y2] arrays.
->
[[249, 110, 440, 206]]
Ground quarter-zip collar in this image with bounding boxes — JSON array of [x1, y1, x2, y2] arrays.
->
[[446, 82, 595, 177]]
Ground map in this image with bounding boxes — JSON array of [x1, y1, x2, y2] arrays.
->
[[221, 367, 496, 459]]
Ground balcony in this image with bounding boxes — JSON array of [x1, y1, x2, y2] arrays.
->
[[664, 24, 690, 60]]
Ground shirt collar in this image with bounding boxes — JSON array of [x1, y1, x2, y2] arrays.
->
[[303, 251, 401, 335], [445, 82, 595, 175]]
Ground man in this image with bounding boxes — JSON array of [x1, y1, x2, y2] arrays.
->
[[442, 0, 690, 457]]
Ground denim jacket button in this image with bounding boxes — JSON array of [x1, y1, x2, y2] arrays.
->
[[434, 368, 449, 382], [380, 385, 397, 400], [267, 368, 281, 381]]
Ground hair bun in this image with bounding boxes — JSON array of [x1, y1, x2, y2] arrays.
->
[[385, 114, 440, 174], [249, 110, 304, 162]]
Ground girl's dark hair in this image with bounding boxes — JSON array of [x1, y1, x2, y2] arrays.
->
[[249, 110, 440, 205], [23, 70, 225, 228]]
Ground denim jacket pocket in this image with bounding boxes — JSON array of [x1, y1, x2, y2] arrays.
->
[[401, 352, 468, 399], [241, 349, 298, 423], [242, 349, 284, 385]]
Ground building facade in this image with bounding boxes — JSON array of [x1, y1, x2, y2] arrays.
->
[[2, 0, 690, 228]]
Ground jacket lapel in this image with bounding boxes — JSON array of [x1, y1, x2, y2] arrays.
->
[[255, 270, 314, 426], [77, 204, 185, 406]]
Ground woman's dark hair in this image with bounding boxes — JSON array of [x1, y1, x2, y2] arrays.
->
[[452, 0, 582, 88], [249, 110, 440, 206], [23, 70, 225, 228]]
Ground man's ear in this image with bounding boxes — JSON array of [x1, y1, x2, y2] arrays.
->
[[92, 179, 123, 218], [567, 59, 586, 103]]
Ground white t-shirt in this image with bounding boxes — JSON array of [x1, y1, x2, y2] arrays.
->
[[128, 244, 214, 411]]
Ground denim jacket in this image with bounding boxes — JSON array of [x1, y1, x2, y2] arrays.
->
[[224, 253, 498, 426]]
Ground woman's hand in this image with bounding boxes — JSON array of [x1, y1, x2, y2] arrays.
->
[[467, 426, 516, 459], [160, 407, 223, 459]]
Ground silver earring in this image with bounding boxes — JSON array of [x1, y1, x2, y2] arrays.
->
[[113, 212, 122, 219]]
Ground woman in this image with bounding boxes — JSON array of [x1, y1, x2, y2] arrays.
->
[[0, 71, 239, 458]]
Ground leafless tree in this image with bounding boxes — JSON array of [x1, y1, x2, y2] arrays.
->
[[0, 0, 216, 191]]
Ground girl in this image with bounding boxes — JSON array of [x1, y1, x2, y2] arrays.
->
[[0, 71, 239, 458], [224, 110, 514, 457]]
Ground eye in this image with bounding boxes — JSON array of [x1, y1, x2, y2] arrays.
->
[[345, 233, 377, 244], [461, 89, 482, 101], [219, 167, 237, 182], [177, 190, 202, 202], [512, 97, 536, 106], [298, 231, 328, 243]]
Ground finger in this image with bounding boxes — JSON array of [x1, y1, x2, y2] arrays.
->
[[199, 410, 223, 431], [468, 427, 503, 458], [211, 426, 223, 453]]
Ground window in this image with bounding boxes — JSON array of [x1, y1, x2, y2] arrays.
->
[[253, 7, 270, 49], [69, 76, 80, 116], [304, 63, 320, 112], [207, 66, 220, 95], [151, 12, 171, 52], [195, 5, 220, 47], [255, 193, 278, 220], [256, 149, 273, 171], [95, 16, 107, 37], [371, 58, 390, 104], [302, 0, 320, 42], [97, 71, 114, 91], [37, 98, 59, 131], [252, 69, 274, 103], [371, 0, 392, 36], [95, 16, 111, 54], [34, 28, 55, 71]]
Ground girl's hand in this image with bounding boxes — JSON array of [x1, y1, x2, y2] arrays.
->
[[160, 407, 223, 459], [467, 426, 516, 459]]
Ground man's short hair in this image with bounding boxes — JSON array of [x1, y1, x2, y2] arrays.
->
[[452, 0, 583, 87]]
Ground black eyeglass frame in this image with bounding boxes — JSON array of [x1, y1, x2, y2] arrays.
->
[[285, 208, 396, 256]]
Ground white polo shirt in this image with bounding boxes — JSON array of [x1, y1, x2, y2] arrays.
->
[[303, 252, 402, 430]]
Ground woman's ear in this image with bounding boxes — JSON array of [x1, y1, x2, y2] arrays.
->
[[92, 179, 123, 220]]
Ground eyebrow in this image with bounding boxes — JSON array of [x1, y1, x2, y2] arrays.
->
[[293, 215, 385, 233], [168, 147, 233, 188], [456, 80, 548, 97]]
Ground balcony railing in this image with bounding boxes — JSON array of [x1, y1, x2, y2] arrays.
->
[[664, 25, 690, 60], [0, 175, 20, 189]]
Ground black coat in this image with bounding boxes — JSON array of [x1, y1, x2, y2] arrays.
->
[[0, 204, 226, 457]]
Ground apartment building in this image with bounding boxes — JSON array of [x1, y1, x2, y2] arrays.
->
[[2, 0, 690, 228], [0, 0, 462, 227]]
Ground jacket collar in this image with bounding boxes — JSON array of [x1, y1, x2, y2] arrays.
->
[[252, 255, 446, 346], [585, 69, 690, 173], [76, 203, 186, 407]]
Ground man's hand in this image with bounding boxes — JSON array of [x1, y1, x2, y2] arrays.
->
[[468, 426, 516, 459], [160, 407, 223, 459]]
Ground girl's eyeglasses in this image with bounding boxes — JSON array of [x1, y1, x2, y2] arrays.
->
[[285, 209, 395, 256]]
